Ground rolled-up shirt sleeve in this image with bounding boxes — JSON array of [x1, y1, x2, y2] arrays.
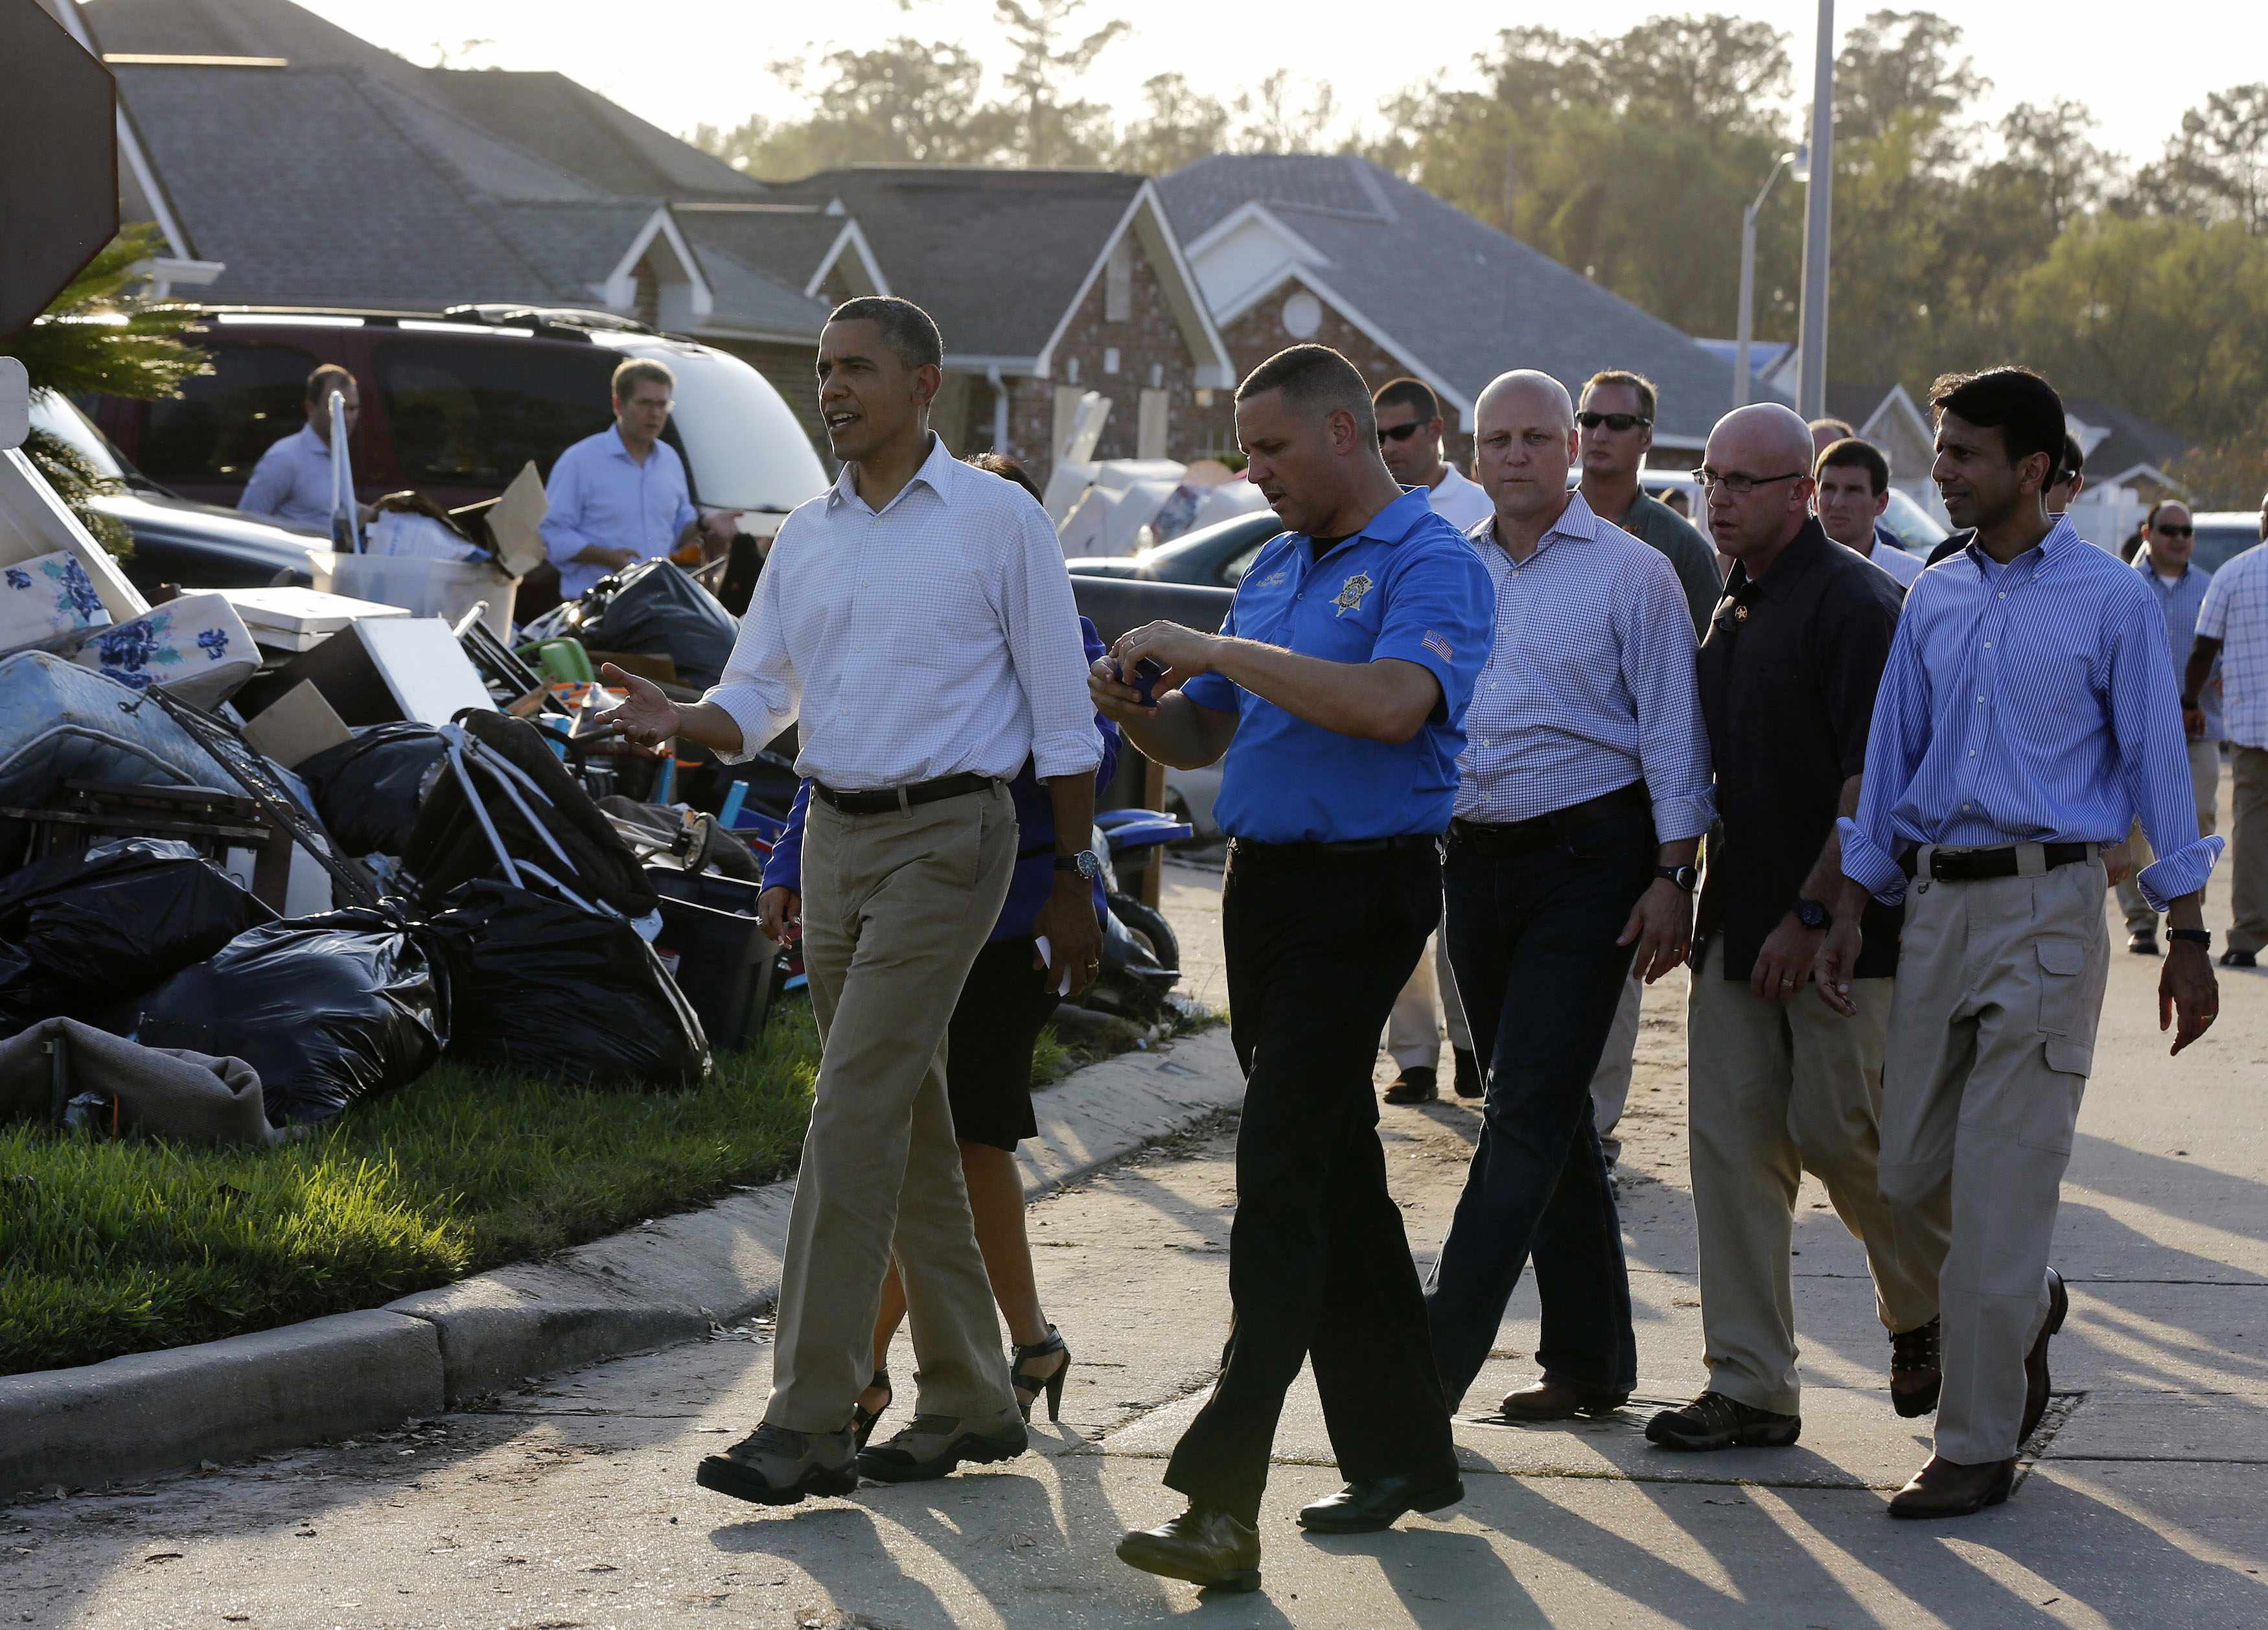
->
[[540, 447, 596, 568], [1001, 498, 1102, 780], [1369, 541, 1493, 724], [1179, 577, 1248, 717], [1840, 609, 1931, 903], [700, 531, 801, 763], [1618, 553, 1715, 843], [2112, 590, 2226, 909]]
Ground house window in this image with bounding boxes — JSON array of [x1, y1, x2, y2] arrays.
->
[[1150, 362, 1164, 388], [1104, 347, 1120, 375], [1067, 356, 1080, 386], [1281, 291, 1323, 339], [1105, 236, 1134, 323]]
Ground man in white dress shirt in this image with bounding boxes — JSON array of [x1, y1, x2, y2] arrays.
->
[[238, 363, 368, 535], [1815, 437, 1926, 592], [1371, 376, 1483, 1103], [603, 296, 1104, 1506]]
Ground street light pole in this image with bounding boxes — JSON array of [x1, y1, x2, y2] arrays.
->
[[1734, 154, 1795, 410], [1796, 0, 1836, 420]]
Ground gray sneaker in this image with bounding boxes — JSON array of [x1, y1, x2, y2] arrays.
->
[[696, 1421, 858, 1506], [857, 1411, 1028, 1484]]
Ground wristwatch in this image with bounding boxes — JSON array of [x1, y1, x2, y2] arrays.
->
[[2168, 927, 2212, 948], [1656, 864, 1698, 892], [1794, 896, 1832, 930], [1055, 850, 1103, 881]]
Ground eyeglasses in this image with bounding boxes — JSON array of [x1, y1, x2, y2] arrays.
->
[[1577, 411, 1652, 432], [1693, 468, 1805, 496], [1377, 422, 1428, 445], [2155, 522, 2195, 538]]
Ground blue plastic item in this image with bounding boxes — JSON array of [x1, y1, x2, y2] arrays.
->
[[1104, 814, 1194, 853]]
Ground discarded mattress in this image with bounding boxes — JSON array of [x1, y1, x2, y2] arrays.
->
[[0, 549, 111, 655], [71, 592, 259, 709], [0, 651, 229, 809]]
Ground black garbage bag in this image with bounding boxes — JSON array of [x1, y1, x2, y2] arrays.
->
[[0, 838, 275, 1034], [430, 881, 709, 1088], [296, 724, 447, 857], [573, 559, 738, 689], [133, 910, 450, 1126]]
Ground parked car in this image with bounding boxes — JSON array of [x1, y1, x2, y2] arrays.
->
[[89, 305, 828, 606], [1067, 509, 1280, 588], [30, 390, 321, 595], [2191, 513, 2264, 575]]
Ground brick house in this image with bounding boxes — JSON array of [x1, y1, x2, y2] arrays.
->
[[1161, 154, 1741, 465], [751, 168, 1237, 486]]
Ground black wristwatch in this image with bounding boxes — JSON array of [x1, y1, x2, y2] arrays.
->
[[1055, 850, 1102, 881], [1794, 896, 1832, 930], [2168, 927, 2212, 948], [1656, 864, 1698, 893]]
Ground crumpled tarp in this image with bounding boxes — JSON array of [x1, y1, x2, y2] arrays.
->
[[0, 1016, 281, 1148]]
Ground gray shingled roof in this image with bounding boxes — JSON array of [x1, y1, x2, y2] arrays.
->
[[1159, 154, 1740, 445], [763, 168, 1146, 359], [414, 70, 763, 202], [2063, 395, 2192, 478], [675, 206, 846, 293]]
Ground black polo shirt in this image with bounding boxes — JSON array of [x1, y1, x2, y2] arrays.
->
[[1695, 519, 1905, 981]]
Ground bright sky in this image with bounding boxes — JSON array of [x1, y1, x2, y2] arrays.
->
[[292, 1, 2258, 166]]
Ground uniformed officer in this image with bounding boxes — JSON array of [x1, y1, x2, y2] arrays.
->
[[1093, 344, 1493, 1593]]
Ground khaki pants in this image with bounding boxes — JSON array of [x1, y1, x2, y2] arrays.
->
[[2115, 737, 2221, 934], [2234, 745, 2268, 955], [1878, 845, 2110, 1464], [1385, 926, 1470, 1069], [1687, 971, 1941, 1415], [765, 783, 1020, 1434], [1589, 975, 1642, 1163]]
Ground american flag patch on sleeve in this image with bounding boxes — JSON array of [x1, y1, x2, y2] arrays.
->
[[1422, 631, 1453, 661]]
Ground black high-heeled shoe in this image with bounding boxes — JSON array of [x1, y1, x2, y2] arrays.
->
[[851, 1369, 892, 1449], [1012, 1327, 1070, 1423]]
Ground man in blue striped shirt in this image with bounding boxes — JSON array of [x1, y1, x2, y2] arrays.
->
[[1816, 367, 2223, 1520], [1422, 370, 1715, 1425]]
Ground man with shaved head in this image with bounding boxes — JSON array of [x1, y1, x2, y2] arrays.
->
[[1096, 344, 1492, 1586], [1421, 369, 1714, 1424], [1645, 403, 1941, 1454]]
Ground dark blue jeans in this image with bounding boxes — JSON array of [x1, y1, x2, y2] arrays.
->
[[1424, 809, 1653, 1408]]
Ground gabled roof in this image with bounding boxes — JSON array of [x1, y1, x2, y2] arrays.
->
[[2063, 395, 2192, 484], [1160, 154, 1741, 445], [414, 69, 763, 202], [762, 167, 1151, 360], [674, 205, 879, 299]]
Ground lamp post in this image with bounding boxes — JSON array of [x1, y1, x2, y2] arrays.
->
[[1733, 150, 1799, 410], [1796, 0, 1836, 420]]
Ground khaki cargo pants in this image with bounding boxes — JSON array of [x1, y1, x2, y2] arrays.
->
[[1877, 844, 2110, 1465]]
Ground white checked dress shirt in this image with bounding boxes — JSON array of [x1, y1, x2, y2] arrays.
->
[[1454, 491, 1715, 841], [703, 436, 1101, 791], [2199, 541, 2268, 751]]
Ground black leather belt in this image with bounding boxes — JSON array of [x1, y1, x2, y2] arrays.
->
[[812, 771, 998, 815], [1449, 780, 1651, 854], [1899, 842, 2094, 883], [1229, 833, 1442, 860]]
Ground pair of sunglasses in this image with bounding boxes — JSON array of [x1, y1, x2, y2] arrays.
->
[[1378, 421, 1429, 445], [2155, 522, 2195, 538], [1577, 411, 1652, 432]]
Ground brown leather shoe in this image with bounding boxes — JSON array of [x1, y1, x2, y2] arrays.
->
[[1887, 1454, 2015, 1519], [1499, 1377, 1630, 1420], [1117, 1506, 1262, 1592], [2020, 1269, 2068, 1445]]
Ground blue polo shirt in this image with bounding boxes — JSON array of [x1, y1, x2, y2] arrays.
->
[[1181, 486, 1493, 843]]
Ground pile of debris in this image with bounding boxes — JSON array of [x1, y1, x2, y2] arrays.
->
[[0, 433, 790, 1151]]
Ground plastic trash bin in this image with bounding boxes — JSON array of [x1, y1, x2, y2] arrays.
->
[[644, 866, 781, 1050]]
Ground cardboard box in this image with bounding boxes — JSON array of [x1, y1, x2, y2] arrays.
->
[[241, 680, 354, 769], [448, 460, 549, 578]]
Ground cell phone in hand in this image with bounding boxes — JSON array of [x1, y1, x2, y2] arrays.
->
[[1131, 657, 1166, 706]]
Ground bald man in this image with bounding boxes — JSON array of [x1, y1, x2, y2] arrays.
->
[[1647, 406, 1945, 1453], [1422, 371, 1715, 1420]]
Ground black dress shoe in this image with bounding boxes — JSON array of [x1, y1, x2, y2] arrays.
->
[[1887, 1454, 2016, 1519], [1452, 1047, 1483, 1099], [2223, 948, 2258, 968], [1117, 1506, 1262, 1591], [1890, 1318, 1941, 1419], [1644, 1391, 1801, 1452], [2127, 931, 2160, 956], [1384, 1066, 1438, 1104], [2020, 1268, 2068, 1446], [1297, 1472, 1464, 1533], [1499, 1378, 1630, 1420]]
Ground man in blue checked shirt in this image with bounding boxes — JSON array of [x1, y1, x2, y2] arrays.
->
[[1093, 343, 1492, 1590], [1418, 370, 1714, 1430], [1816, 366, 2223, 1521]]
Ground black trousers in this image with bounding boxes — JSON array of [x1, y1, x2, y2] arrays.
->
[[1163, 841, 1458, 1526], [1424, 809, 1652, 1408]]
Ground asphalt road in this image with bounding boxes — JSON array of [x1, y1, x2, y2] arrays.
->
[[7, 828, 2266, 1629]]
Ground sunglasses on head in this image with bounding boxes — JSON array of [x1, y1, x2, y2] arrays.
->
[[1577, 411, 1652, 432], [2155, 522, 2194, 537], [1377, 421, 1428, 445]]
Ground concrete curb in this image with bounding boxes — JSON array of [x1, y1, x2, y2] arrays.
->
[[1, 1027, 1241, 1498]]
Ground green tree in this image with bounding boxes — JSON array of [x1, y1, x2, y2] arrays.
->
[[1, 224, 207, 555], [994, 0, 1128, 167], [1231, 71, 1342, 155], [2131, 84, 2268, 233], [692, 39, 1011, 178], [1112, 73, 1231, 175]]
